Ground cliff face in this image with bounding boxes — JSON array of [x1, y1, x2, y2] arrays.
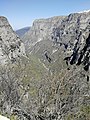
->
[[0, 11, 90, 120], [22, 12, 90, 74], [0, 16, 25, 64], [22, 11, 90, 120], [22, 16, 65, 50]]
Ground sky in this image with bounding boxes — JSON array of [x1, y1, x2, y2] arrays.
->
[[0, 0, 90, 30]]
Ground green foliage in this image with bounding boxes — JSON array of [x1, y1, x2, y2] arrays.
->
[[80, 105, 90, 119], [65, 105, 90, 120], [10, 115, 16, 120], [66, 114, 74, 120], [11, 55, 47, 85], [10, 115, 19, 120], [80, 105, 90, 114]]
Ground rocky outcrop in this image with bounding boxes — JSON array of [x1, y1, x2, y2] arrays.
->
[[22, 16, 65, 51], [22, 11, 90, 74], [0, 11, 90, 120], [0, 16, 25, 65], [21, 11, 90, 120]]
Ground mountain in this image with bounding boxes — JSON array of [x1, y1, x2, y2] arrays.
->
[[16, 27, 30, 37], [22, 11, 90, 119], [22, 12, 90, 74], [0, 11, 90, 120], [0, 16, 25, 64], [0, 16, 47, 120]]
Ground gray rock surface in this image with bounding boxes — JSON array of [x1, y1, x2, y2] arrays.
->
[[0, 11, 90, 120], [22, 11, 90, 120], [22, 11, 90, 74], [0, 16, 25, 65], [22, 16, 65, 50]]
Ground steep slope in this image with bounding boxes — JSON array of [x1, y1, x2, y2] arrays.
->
[[0, 16, 48, 120], [0, 16, 25, 64], [21, 11, 90, 120], [23, 12, 90, 74], [0, 11, 90, 120], [22, 16, 66, 74], [16, 27, 30, 37], [22, 16, 65, 49]]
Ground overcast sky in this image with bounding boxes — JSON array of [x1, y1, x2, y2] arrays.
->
[[0, 0, 90, 30]]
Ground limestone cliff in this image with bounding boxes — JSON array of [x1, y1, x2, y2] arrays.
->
[[22, 11, 90, 120], [0, 11, 90, 120], [0, 16, 25, 64]]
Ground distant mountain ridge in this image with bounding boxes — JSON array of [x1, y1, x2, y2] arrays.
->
[[16, 27, 30, 37]]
